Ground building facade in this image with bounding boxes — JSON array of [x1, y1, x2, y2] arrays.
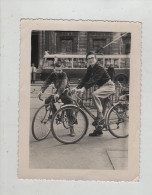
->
[[31, 31, 131, 68]]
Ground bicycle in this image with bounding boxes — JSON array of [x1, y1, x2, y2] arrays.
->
[[51, 88, 129, 144], [32, 91, 75, 141]]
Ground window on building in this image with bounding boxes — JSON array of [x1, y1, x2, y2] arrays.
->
[[93, 39, 105, 52], [61, 40, 73, 53], [56, 32, 78, 53], [88, 38, 106, 53]]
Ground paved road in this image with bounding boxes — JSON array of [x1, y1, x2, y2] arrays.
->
[[29, 86, 128, 170]]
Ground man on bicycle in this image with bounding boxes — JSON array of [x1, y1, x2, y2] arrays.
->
[[73, 51, 115, 136], [38, 63, 75, 137]]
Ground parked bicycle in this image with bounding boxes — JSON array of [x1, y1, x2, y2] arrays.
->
[[32, 86, 129, 144]]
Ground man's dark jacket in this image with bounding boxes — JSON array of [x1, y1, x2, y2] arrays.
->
[[107, 66, 115, 81], [41, 72, 69, 96], [77, 63, 110, 89]]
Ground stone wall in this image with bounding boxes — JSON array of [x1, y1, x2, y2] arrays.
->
[[32, 31, 131, 68]]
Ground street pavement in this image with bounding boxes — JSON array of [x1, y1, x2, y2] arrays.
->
[[29, 85, 128, 170]]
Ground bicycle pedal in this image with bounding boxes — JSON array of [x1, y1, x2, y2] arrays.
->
[[95, 123, 104, 128], [102, 128, 108, 131], [102, 125, 108, 131]]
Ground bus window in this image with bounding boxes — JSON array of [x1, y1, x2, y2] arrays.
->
[[67, 59, 72, 68], [114, 59, 119, 68], [105, 59, 111, 68], [125, 58, 130, 68], [43, 58, 54, 68], [59, 58, 73, 68], [73, 58, 87, 68], [120, 58, 130, 68], [73, 58, 78, 68]]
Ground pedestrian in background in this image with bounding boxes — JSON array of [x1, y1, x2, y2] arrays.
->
[[107, 64, 115, 81], [31, 63, 37, 83]]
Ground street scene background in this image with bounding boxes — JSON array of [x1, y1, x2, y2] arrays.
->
[[30, 31, 130, 170]]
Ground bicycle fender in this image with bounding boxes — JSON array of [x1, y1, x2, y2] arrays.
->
[[61, 104, 78, 109]]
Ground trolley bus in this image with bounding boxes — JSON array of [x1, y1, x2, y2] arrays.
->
[[38, 54, 130, 84]]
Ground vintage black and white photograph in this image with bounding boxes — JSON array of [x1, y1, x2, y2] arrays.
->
[[19, 20, 140, 180]]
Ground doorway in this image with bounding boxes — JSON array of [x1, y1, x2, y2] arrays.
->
[[31, 31, 39, 68]]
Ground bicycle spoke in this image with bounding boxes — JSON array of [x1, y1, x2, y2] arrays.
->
[[107, 104, 129, 138], [32, 105, 52, 141], [51, 106, 88, 144]]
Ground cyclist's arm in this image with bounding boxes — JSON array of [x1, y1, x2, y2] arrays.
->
[[77, 66, 92, 89], [41, 73, 54, 93], [57, 73, 68, 96]]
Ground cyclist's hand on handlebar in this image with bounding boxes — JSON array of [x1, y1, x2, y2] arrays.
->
[[77, 87, 85, 94], [54, 94, 59, 102], [71, 87, 77, 94], [77, 89, 82, 94], [38, 91, 43, 100]]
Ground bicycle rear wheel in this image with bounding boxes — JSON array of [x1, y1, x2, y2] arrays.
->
[[51, 105, 88, 144], [32, 104, 52, 141], [106, 103, 129, 138]]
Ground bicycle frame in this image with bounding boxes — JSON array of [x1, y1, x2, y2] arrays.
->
[[81, 104, 96, 120], [40, 89, 116, 126], [70, 91, 114, 123]]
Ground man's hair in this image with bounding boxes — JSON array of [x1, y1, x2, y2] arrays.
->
[[86, 51, 96, 60]]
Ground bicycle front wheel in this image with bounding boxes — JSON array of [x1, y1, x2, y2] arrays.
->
[[51, 105, 88, 144], [106, 103, 129, 138], [32, 104, 52, 141]]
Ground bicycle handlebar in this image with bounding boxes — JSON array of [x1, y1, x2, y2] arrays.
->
[[66, 88, 83, 104], [39, 96, 43, 101], [38, 93, 59, 103], [38, 88, 83, 105]]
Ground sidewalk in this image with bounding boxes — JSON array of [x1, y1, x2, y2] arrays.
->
[[30, 96, 128, 170]]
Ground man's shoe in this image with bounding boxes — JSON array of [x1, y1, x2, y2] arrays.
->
[[92, 118, 104, 126], [89, 129, 103, 137], [70, 126, 76, 137], [70, 132, 76, 137], [73, 119, 78, 125], [92, 117, 97, 126]]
